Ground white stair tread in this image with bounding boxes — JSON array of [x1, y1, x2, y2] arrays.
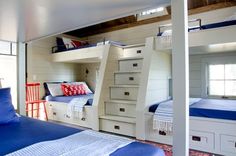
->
[[118, 56, 143, 61], [110, 85, 139, 88], [122, 43, 145, 49], [105, 100, 136, 105], [114, 71, 141, 74], [100, 115, 136, 123]]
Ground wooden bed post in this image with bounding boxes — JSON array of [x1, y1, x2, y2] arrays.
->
[[171, 0, 189, 156], [17, 42, 26, 115]]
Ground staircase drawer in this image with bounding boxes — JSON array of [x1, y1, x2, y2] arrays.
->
[[123, 46, 144, 58], [189, 130, 214, 151], [100, 119, 135, 137], [221, 134, 236, 154], [119, 59, 143, 72], [110, 87, 138, 100], [105, 102, 136, 117], [115, 72, 140, 85]]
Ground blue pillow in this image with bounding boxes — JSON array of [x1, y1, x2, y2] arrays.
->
[[0, 88, 19, 124]]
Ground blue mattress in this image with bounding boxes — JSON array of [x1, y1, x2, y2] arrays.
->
[[0, 116, 164, 156], [46, 93, 94, 105], [149, 99, 236, 121]]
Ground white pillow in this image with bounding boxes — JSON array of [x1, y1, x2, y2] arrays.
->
[[47, 83, 64, 97], [70, 82, 93, 94]]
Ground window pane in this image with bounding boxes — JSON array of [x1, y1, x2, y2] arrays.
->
[[209, 80, 224, 96], [12, 43, 17, 55], [225, 81, 236, 96], [0, 41, 11, 55], [209, 65, 224, 80], [225, 64, 236, 79], [0, 55, 17, 108]]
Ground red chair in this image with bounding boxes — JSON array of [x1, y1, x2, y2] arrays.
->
[[26, 82, 48, 120]]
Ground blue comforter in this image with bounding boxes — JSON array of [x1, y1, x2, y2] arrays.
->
[[0, 116, 164, 156], [149, 99, 236, 121]]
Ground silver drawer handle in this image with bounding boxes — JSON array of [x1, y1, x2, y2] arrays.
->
[[119, 108, 125, 112], [124, 92, 130, 96], [133, 63, 138, 67], [137, 50, 142, 54], [192, 136, 201, 142], [114, 125, 120, 130], [129, 77, 134, 81]]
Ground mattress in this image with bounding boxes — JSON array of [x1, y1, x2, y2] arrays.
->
[[149, 99, 236, 120], [0, 116, 164, 156], [46, 93, 94, 105]]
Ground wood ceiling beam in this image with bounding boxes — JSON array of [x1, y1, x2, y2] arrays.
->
[[66, 1, 236, 37]]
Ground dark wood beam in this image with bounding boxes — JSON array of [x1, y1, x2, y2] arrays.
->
[[66, 1, 236, 38]]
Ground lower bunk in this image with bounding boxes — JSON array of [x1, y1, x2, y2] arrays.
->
[[146, 98, 236, 156], [1, 116, 164, 156]]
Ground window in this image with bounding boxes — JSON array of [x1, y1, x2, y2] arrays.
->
[[0, 41, 17, 108], [208, 64, 236, 97], [137, 7, 168, 21]]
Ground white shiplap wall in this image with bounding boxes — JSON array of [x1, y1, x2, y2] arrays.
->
[[27, 36, 81, 97]]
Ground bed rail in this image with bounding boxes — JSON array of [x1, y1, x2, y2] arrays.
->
[[158, 18, 202, 35]]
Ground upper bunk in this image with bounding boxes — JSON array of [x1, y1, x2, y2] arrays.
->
[[155, 18, 236, 54], [51, 37, 125, 63]]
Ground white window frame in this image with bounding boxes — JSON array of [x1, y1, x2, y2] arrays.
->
[[201, 55, 236, 99]]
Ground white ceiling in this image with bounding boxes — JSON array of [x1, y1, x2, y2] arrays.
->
[[0, 0, 170, 43]]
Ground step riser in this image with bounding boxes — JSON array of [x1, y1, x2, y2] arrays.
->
[[114, 73, 140, 85], [110, 87, 138, 101], [119, 59, 143, 72], [105, 102, 136, 118]]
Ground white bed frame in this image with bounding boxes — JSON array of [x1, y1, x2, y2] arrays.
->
[[46, 101, 94, 128], [143, 25, 236, 155], [145, 112, 236, 156]]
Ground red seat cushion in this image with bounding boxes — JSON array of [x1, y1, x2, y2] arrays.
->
[[61, 84, 87, 96]]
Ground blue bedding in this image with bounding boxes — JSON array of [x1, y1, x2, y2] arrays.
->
[[46, 93, 94, 105], [0, 116, 164, 156], [149, 99, 236, 121]]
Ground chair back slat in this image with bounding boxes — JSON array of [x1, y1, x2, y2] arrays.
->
[[26, 82, 41, 102]]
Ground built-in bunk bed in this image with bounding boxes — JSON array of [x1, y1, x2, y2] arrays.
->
[[45, 37, 127, 129], [144, 16, 236, 156]]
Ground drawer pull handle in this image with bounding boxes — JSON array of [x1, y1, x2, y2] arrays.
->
[[192, 136, 201, 142], [124, 92, 130, 96], [159, 131, 166, 136], [65, 115, 70, 118], [81, 117, 86, 121], [114, 125, 120, 130], [119, 108, 125, 112], [133, 63, 138, 67], [137, 50, 142, 54], [129, 77, 134, 81], [53, 112, 57, 115]]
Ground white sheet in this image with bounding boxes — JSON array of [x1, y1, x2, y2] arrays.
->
[[7, 130, 134, 156], [153, 98, 201, 133]]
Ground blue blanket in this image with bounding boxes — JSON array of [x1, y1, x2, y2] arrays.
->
[[0, 116, 164, 156], [149, 99, 236, 121]]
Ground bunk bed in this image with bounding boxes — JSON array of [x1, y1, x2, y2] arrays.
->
[[51, 37, 126, 63], [143, 17, 236, 155], [155, 18, 236, 52], [44, 82, 95, 128]]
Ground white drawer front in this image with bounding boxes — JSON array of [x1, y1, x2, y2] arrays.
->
[[189, 130, 214, 151], [119, 59, 143, 72], [110, 87, 138, 100], [221, 134, 236, 154], [115, 73, 140, 85], [123, 47, 144, 58], [100, 119, 135, 137], [105, 102, 136, 117]]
